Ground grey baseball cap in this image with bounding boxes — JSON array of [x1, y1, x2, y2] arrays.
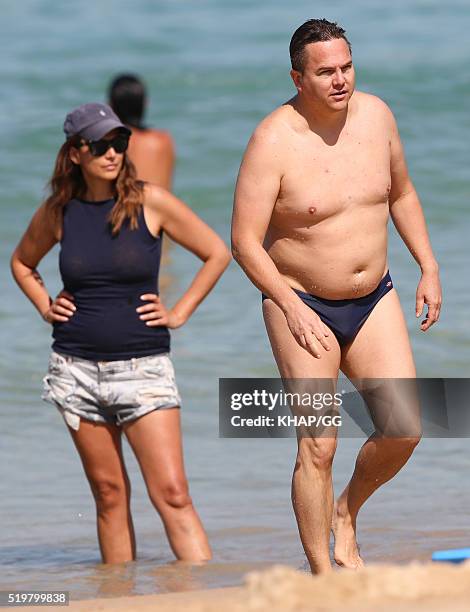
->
[[63, 103, 131, 141]]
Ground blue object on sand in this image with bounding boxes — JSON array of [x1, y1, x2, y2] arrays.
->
[[432, 548, 470, 564]]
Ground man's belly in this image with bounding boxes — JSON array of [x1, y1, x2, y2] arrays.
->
[[266, 229, 389, 300]]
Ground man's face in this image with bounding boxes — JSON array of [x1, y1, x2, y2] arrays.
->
[[291, 38, 355, 112]]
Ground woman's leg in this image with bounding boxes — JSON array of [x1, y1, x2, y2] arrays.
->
[[123, 409, 211, 562], [68, 419, 136, 564]]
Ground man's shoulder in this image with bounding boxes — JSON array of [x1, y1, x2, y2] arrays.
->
[[146, 127, 173, 141], [132, 127, 174, 151], [353, 91, 394, 119], [251, 101, 302, 146]]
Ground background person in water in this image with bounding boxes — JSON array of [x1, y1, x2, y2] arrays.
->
[[109, 73, 178, 290], [109, 73, 175, 191]]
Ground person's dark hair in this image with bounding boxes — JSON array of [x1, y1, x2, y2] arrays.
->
[[43, 136, 144, 235], [290, 18, 352, 72], [108, 74, 146, 128]]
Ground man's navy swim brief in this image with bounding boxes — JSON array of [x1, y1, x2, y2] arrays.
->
[[262, 271, 393, 346]]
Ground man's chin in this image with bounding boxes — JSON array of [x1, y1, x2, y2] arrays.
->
[[328, 101, 349, 112], [327, 95, 350, 111]]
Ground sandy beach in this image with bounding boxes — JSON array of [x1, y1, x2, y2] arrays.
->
[[6, 561, 470, 612]]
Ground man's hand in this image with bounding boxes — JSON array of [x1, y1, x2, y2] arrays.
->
[[43, 290, 76, 324], [137, 294, 184, 329], [284, 301, 331, 358], [415, 269, 442, 331]]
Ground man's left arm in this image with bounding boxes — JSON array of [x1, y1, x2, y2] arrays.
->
[[387, 109, 442, 331]]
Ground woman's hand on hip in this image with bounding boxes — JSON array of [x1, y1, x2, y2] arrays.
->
[[43, 290, 76, 324], [137, 293, 184, 329]]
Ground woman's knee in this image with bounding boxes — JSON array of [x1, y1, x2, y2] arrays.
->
[[90, 476, 130, 514], [151, 480, 192, 511]]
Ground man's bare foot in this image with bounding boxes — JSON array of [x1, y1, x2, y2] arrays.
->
[[331, 501, 364, 569]]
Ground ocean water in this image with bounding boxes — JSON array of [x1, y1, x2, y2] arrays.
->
[[1, 0, 469, 600]]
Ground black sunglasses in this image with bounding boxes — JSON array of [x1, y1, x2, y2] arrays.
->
[[80, 133, 130, 157]]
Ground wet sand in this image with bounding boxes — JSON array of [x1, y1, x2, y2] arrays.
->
[[6, 561, 470, 612]]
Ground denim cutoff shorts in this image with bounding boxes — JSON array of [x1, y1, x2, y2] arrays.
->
[[42, 351, 181, 430]]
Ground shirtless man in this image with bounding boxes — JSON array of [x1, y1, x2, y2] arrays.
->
[[109, 74, 176, 288], [232, 19, 441, 574], [109, 74, 175, 190]]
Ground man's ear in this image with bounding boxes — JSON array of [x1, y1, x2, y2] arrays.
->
[[290, 69, 303, 93]]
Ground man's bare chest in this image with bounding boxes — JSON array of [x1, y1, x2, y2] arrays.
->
[[276, 133, 391, 222]]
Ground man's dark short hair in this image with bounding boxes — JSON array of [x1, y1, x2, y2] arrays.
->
[[290, 18, 352, 72], [108, 74, 147, 128]]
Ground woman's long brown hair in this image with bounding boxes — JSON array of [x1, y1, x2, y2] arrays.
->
[[44, 136, 144, 235]]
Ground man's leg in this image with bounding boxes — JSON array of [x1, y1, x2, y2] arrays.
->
[[334, 288, 420, 568], [263, 299, 341, 574]]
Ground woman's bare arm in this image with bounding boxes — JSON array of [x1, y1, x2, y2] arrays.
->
[[140, 185, 231, 327], [10, 205, 75, 322]]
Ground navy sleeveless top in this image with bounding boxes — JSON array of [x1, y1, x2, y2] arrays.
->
[[52, 197, 170, 361]]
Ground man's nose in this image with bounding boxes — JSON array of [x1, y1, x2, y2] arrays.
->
[[332, 67, 345, 88]]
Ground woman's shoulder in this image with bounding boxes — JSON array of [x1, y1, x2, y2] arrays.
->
[[142, 181, 173, 211], [23, 201, 62, 244]]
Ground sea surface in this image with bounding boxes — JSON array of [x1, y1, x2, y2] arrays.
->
[[0, 0, 469, 600]]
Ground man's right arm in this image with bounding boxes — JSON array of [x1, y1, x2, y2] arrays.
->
[[232, 121, 330, 357], [232, 123, 300, 312]]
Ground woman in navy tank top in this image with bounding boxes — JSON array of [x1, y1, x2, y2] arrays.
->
[[11, 103, 230, 564]]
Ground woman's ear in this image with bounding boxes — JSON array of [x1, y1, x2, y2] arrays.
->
[[69, 145, 81, 165]]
